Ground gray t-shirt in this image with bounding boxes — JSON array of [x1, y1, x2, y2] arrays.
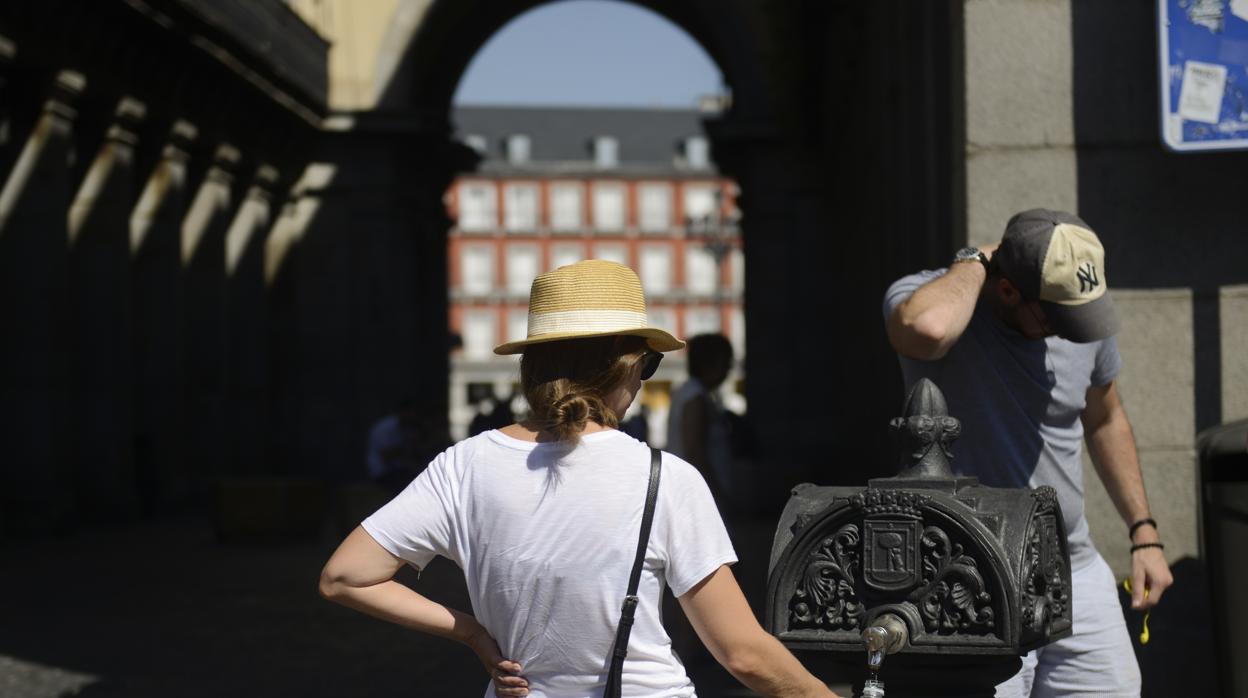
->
[[883, 269, 1122, 571]]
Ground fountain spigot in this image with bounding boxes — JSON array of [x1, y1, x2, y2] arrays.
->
[[862, 613, 909, 673]]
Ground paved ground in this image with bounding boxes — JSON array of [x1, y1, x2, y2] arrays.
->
[[0, 499, 1219, 698], [1, 514, 482, 697], [0, 510, 853, 697]]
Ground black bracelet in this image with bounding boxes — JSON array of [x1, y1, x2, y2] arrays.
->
[[1130, 542, 1164, 553], [1128, 518, 1158, 539]]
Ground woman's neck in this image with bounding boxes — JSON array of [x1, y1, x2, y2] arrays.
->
[[498, 420, 614, 443]]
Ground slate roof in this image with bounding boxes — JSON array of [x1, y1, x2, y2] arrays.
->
[[452, 105, 713, 173]]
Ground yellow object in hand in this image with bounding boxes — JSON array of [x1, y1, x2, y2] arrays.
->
[[1121, 578, 1151, 645]]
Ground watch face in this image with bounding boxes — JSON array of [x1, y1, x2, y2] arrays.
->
[[954, 247, 981, 262]]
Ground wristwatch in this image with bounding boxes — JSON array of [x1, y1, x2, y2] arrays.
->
[[951, 246, 990, 273]]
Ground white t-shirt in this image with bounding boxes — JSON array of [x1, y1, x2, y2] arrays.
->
[[362, 429, 737, 698]]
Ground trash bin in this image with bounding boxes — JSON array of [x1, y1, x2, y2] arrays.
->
[[1198, 418, 1248, 698]]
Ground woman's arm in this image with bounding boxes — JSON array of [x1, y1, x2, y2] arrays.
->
[[678, 565, 839, 698], [320, 526, 529, 696]]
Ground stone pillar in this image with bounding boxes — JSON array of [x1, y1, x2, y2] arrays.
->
[[181, 144, 240, 497], [703, 118, 854, 507], [131, 120, 197, 512], [263, 117, 461, 486], [65, 96, 146, 519], [0, 33, 19, 177], [0, 70, 85, 533], [224, 164, 280, 477], [264, 164, 329, 477], [294, 119, 460, 485]]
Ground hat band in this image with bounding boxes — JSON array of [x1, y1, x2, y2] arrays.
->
[[527, 309, 649, 338]]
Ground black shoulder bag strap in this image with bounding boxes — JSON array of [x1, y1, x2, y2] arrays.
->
[[603, 446, 662, 698]]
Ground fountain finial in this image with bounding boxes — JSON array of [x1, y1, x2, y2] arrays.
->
[[889, 378, 961, 479]]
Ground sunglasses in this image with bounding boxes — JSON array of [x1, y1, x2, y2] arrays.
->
[[639, 351, 663, 381]]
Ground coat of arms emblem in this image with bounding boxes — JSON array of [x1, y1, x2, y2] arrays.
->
[[863, 518, 922, 592]]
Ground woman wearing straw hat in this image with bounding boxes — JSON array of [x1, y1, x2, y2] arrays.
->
[[320, 261, 836, 697]]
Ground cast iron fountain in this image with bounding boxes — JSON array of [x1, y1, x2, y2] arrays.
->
[[765, 379, 1073, 697]]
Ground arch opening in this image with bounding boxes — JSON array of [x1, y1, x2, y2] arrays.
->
[[437, 0, 748, 452]]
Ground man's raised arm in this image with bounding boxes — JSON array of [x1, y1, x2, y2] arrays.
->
[[887, 244, 997, 361]]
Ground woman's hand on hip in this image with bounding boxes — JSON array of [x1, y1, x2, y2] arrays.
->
[[465, 625, 529, 696]]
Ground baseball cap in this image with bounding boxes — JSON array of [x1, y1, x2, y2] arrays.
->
[[993, 209, 1120, 343]]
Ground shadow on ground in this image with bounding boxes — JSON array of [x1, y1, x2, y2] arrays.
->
[[0, 514, 484, 697], [0, 510, 854, 697], [1, 506, 1214, 697]]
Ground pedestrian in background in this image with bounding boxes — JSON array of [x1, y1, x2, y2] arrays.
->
[[666, 333, 735, 505], [884, 209, 1172, 696]]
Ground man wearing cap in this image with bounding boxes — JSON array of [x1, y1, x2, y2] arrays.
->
[[883, 209, 1172, 697]]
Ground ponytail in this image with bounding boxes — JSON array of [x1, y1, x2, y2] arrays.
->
[[520, 336, 647, 445]]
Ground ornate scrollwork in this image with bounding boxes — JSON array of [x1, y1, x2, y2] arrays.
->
[[850, 489, 930, 519], [914, 526, 995, 634], [789, 523, 865, 630], [1030, 486, 1059, 516], [1020, 513, 1069, 634]]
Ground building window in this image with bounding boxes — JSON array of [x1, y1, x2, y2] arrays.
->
[[507, 308, 529, 349], [462, 309, 497, 359], [507, 134, 530, 164], [685, 136, 710, 169], [550, 182, 583, 232], [685, 246, 718, 295], [730, 248, 745, 292], [593, 243, 628, 267], [551, 243, 584, 271], [463, 134, 487, 156], [593, 182, 625, 232], [504, 183, 539, 232], [730, 306, 745, 358], [467, 382, 496, 405], [460, 244, 495, 295], [506, 244, 539, 294], [685, 306, 721, 336], [648, 306, 676, 336], [683, 184, 717, 225], [638, 183, 672, 233], [594, 136, 618, 169], [458, 181, 497, 232], [639, 245, 672, 295]]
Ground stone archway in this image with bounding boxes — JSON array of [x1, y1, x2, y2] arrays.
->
[[373, 1, 770, 121], [286, 0, 965, 501]]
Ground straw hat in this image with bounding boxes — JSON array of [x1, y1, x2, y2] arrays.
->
[[493, 260, 685, 355]]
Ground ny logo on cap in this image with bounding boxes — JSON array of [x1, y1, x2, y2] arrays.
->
[[1076, 262, 1099, 294]]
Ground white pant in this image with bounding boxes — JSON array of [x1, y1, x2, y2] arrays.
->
[[995, 554, 1141, 697]]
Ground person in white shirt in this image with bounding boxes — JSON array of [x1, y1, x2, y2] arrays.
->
[[320, 260, 836, 698], [667, 333, 735, 503]]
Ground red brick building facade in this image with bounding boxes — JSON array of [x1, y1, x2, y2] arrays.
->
[[445, 106, 743, 441]]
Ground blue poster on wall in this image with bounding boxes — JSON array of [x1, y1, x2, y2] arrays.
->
[[1158, 0, 1248, 151]]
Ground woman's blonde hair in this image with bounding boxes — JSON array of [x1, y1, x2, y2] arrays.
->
[[520, 335, 649, 444]]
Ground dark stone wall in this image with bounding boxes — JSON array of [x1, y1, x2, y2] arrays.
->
[[265, 122, 466, 485], [1070, 3, 1246, 695], [0, 0, 323, 532], [1071, 0, 1248, 434]]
